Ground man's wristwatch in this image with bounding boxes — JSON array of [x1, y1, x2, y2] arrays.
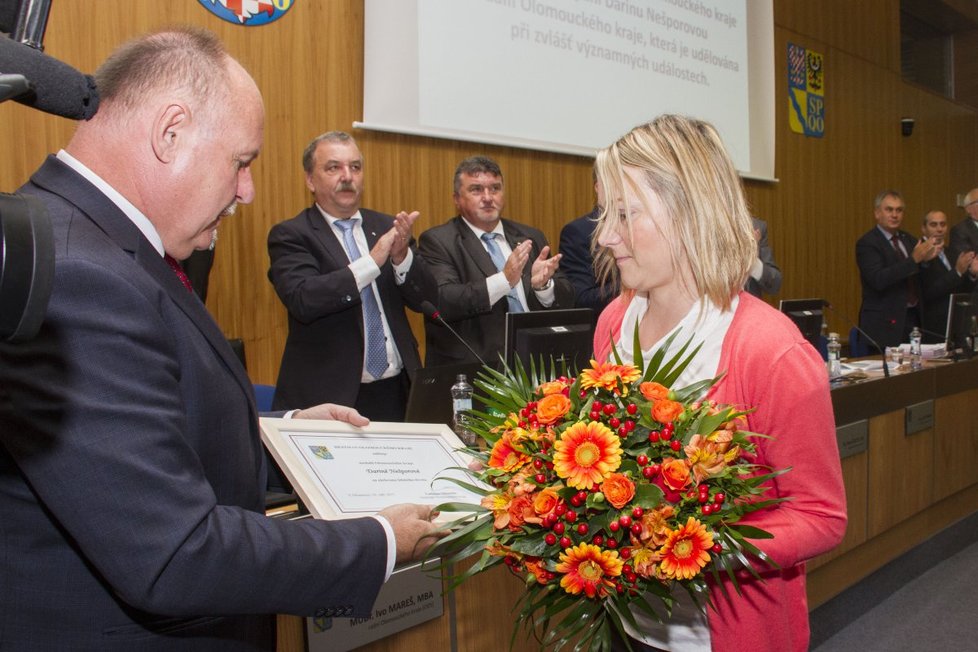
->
[[533, 278, 554, 292]]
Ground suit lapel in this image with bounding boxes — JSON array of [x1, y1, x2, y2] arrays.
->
[[306, 207, 350, 268], [30, 156, 257, 415], [361, 209, 382, 250], [455, 217, 500, 279], [502, 220, 534, 287]]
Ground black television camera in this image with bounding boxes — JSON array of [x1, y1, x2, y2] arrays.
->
[[0, 0, 98, 342]]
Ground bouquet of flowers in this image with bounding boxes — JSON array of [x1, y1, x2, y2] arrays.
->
[[429, 332, 788, 651]]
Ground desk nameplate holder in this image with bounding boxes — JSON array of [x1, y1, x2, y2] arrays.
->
[[905, 400, 934, 436], [836, 420, 868, 459]]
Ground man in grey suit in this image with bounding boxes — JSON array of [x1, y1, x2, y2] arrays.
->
[[418, 156, 574, 366], [268, 132, 433, 421], [0, 28, 438, 651], [745, 217, 783, 298]]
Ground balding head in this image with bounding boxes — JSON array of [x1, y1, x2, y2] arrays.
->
[[67, 27, 264, 258], [964, 188, 978, 221]]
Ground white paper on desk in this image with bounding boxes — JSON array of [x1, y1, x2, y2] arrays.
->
[[894, 342, 947, 359], [842, 360, 883, 372]]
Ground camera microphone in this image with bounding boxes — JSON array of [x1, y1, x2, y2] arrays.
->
[[0, 36, 99, 120]]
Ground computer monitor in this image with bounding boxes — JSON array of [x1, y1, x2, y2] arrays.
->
[[778, 298, 825, 348], [504, 308, 595, 374], [405, 361, 484, 427], [945, 293, 977, 358]]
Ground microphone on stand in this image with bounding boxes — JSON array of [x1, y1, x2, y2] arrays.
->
[[822, 300, 889, 378], [420, 301, 488, 368]]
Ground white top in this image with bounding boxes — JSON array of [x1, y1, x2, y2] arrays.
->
[[614, 293, 738, 651]]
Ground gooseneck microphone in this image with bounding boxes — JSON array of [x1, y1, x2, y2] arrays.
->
[[0, 36, 99, 120], [822, 300, 889, 378], [420, 301, 488, 368]]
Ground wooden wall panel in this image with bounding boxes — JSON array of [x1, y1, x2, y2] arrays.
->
[[2, 1, 976, 387], [775, 0, 901, 72]]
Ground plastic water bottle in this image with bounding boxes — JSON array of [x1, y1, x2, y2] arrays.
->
[[826, 332, 842, 379], [451, 374, 476, 446], [909, 326, 923, 370]]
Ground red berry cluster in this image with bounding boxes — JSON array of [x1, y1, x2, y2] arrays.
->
[[577, 399, 638, 438], [516, 401, 539, 429]]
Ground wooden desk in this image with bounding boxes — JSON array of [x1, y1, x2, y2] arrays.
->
[[807, 356, 978, 607]]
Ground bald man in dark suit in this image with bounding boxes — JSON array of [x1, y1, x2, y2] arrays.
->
[[0, 28, 437, 651]]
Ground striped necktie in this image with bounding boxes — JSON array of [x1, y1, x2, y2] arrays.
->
[[335, 219, 389, 379], [481, 232, 524, 313]]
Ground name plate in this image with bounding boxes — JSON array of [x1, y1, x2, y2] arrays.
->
[[905, 400, 934, 435], [836, 420, 868, 459], [306, 562, 443, 652], [259, 418, 483, 522]]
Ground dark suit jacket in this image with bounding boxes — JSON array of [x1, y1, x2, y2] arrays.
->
[[0, 157, 387, 651], [919, 253, 976, 343], [267, 206, 432, 411], [418, 216, 574, 366], [855, 226, 922, 349], [558, 209, 616, 316], [745, 217, 783, 298], [949, 218, 978, 269]]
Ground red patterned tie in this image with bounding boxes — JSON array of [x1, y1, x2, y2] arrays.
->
[[163, 254, 193, 292]]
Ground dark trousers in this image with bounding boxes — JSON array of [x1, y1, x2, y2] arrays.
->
[[354, 371, 409, 421]]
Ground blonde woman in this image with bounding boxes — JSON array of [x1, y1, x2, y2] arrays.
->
[[592, 115, 846, 652]]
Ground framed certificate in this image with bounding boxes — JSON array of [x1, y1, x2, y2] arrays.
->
[[259, 419, 484, 522]]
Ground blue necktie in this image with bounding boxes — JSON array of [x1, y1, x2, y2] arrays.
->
[[335, 219, 388, 379], [481, 232, 524, 313]]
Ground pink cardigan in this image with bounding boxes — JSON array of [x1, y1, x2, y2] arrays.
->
[[595, 292, 847, 652]]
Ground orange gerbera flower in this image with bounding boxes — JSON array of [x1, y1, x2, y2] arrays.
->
[[658, 517, 714, 580], [555, 542, 623, 598], [553, 421, 622, 489], [579, 360, 641, 393], [488, 432, 531, 472]]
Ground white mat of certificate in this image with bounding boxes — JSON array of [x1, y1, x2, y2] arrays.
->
[[259, 418, 483, 521]]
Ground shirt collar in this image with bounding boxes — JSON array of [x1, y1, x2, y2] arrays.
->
[[460, 216, 504, 240], [56, 149, 165, 256], [315, 203, 362, 227]]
